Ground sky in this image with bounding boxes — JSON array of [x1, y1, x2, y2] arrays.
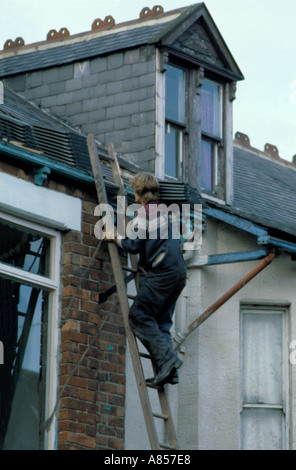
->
[[1, 0, 296, 162]]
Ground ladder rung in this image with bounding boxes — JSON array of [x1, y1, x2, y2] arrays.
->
[[153, 412, 168, 420], [145, 381, 163, 390], [139, 352, 151, 359], [121, 266, 138, 273], [102, 177, 120, 189], [17, 311, 26, 317], [160, 443, 178, 450], [99, 153, 114, 162], [127, 294, 137, 300]]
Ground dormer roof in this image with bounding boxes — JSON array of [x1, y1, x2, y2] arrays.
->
[[0, 3, 243, 81]]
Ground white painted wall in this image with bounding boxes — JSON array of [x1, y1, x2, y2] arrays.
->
[[0, 171, 81, 231]]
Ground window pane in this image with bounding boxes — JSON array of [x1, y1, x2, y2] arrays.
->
[[201, 139, 213, 191], [241, 408, 283, 450], [201, 80, 221, 137], [165, 65, 185, 123], [0, 277, 48, 450], [242, 313, 283, 404], [165, 123, 182, 179], [0, 220, 50, 277], [240, 309, 285, 450]]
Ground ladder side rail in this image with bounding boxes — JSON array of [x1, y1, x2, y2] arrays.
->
[[87, 134, 160, 450], [107, 142, 139, 289], [106, 141, 178, 449]]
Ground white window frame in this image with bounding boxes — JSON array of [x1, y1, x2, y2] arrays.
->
[[155, 52, 233, 204], [0, 211, 61, 450], [239, 302, 290, 450], [164, 64, 186, 181], [164, 121, 184, 180], [201, 78, 223, 194]]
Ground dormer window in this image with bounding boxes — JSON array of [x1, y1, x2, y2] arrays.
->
[[156, 4, 243, 204], [201, 79, 223, 193], [164, 65, 186, 179], [163, 65, 226, 198]]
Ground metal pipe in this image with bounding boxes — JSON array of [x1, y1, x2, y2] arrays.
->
[[174, 252, 276, 350], [187, 249, 268, 267], [258, 235, 296, 255]]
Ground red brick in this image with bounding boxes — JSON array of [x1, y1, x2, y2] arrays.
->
[[98, 425, 116, 437], [81, 278, 100, 292], [57, 190, 125, 451], [100, 361, 117, 373], [83, 233, 98, 247], [76, 435, 96, 449], [96, 435, 107, 447], [63, 231, 82, 243], [61, 398, 87, 412], [58, 410, 77, 421], [60, 376, 87, 389], [81, 221, 91, 234], [64, 242, 89, 256], [58, 431, 77, 444], [82, 200, 95, 212], [59, 421, 86, 434], [78, 389, 96, 403], [78, 412, 96, 425], [61, 330, 88, 345], [107, 438, 124, 450]]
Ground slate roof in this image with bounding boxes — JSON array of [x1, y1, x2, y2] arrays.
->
[[0, 2, 244, 81], [233, 146, 296, 237], [0, 22, 169, 78], [0, 23, 170, 77]]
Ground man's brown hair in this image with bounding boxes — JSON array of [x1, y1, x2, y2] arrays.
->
[[130, 172, 160, 204]]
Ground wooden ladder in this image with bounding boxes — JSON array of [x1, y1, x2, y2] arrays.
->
[[87, 134, 178, 450]]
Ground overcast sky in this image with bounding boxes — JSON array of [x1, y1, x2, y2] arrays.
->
[[1, 0, 296, 161]]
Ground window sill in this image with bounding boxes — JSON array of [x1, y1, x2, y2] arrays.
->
[[201, 192, 226, 206]]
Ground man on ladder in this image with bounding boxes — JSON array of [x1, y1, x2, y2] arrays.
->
[[104, 172, 187, 387]]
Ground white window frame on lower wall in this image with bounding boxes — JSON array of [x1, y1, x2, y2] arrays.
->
[[239, 301, 290, 450], [0, 211, 61, 450]]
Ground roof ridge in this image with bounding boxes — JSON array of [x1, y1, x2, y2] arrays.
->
[[234, 131, 296, 171], [0, 5, 186, 56]]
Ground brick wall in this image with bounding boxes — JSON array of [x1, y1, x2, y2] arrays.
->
[[59, 187, 127, 450], [0, 161, 127, 450], [5, 45, 157, 172]]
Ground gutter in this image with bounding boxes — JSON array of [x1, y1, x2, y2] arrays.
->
[[204, 206, 296, 256], [258, 235, 296, 255], [0, 140, 93, 183], [0, 140, 119, 189]]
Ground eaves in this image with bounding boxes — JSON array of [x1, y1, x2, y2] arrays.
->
[[0, 139, 107, 187], [204, 205, 296, 257]]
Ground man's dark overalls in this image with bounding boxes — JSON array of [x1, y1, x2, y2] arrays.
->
[[119, 202, 187, 383]]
